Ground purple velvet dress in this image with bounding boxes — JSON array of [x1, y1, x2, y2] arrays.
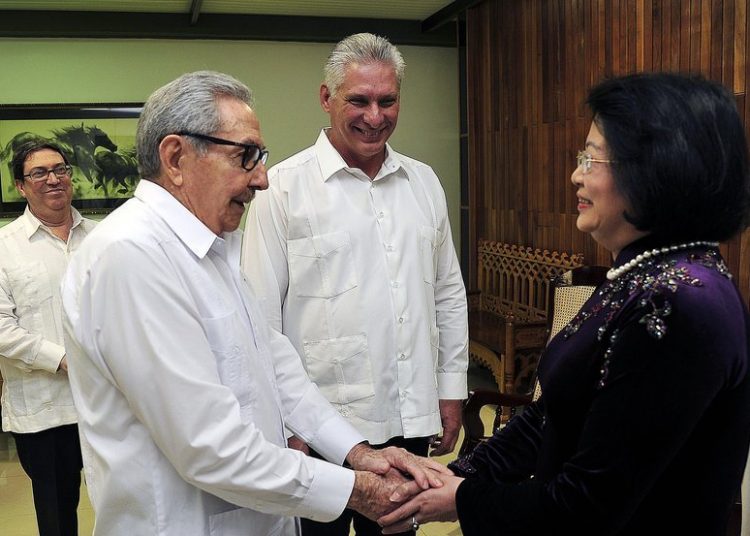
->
[[450, 236, 750, 535]]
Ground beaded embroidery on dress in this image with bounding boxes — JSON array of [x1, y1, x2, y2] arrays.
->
[[562, 247, 730, 389]]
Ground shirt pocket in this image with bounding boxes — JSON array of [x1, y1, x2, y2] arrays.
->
[[202, 314, 256, 423], [6, 371, 50, 416], [287, 231, 357, 298], [6, 261, 53, 331], [419, 226, 440, 286], [302, 333, 374, 405]]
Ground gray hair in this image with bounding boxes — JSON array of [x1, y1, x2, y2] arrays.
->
[[323, 33, 405, 96], [136, 71, 253, 180]]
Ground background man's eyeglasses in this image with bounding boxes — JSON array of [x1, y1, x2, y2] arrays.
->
[[576, 150, 613, 174], [23, 164, 73, 182], [178, 132, 269, 172]]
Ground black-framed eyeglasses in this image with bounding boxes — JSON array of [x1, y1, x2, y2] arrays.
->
[[177, 131, 269, 172], [23, 164, 73, 183]]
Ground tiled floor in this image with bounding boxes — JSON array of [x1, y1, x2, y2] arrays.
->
[[0, 363, 497, 536]]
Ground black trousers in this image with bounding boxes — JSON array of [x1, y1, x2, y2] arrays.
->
[[301, 435, 430, 536], [12, 423, 83, 536]]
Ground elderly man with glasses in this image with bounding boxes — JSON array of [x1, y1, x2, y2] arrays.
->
[[59, 71, 447, 536], [0, 140, 96, 536]]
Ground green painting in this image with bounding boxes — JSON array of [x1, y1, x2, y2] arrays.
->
[[0, 104, 141, 216]]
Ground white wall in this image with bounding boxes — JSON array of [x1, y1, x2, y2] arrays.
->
[[0, 38, 460, 247]]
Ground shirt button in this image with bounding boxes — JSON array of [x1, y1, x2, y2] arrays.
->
[[378, 211, 385, 219], [386, 245, 394, 252], [391, 281, 399, 288], [399, 353, 406, 361], [398, 317, 404, 324]]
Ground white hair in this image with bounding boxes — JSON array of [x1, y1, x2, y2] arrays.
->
[[136, 71, 253, 180]]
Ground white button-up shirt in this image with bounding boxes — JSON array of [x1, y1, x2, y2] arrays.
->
[[242, 130, 469, 443], [0, 206, 96, 433], [61, 180, 362, 536]]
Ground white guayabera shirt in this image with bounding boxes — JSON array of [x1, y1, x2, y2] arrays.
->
[[242, 130, 469, 444], [61, 180, 362, 536], [0, 206, 96, 433]]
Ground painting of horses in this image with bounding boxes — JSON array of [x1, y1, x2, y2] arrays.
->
[[0, 104, 141, 216]]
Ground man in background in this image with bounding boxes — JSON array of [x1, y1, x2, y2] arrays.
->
[[242, 33, 468, 536], [61, 70, 446, 536], [0, 140, 96, 536]]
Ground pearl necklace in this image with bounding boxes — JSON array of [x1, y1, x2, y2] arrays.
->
[[606, 241, 719, 281]]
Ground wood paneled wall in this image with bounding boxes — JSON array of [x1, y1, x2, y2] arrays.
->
[[466, 0, 750, 306]]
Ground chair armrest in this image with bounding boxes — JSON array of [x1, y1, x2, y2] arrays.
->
[[507, 319, 548, 349], [465, 388, 533, 409], [459, 388, 533, 456]]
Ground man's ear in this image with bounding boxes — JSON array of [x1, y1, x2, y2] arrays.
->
[[320, 84, 333, 113], [15, 180, 27, 199], [159, 134, 186, 187]]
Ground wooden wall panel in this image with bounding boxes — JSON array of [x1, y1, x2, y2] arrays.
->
[[466, 0, 750, 306]]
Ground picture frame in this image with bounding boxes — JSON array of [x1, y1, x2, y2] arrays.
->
[[0, 103, 142, 217]]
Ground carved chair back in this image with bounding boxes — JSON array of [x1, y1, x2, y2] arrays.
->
[[476, 240, 584, 322]]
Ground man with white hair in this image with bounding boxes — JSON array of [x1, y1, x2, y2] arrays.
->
[[61, 70, 447, 536], [242, 34, 468, 536]]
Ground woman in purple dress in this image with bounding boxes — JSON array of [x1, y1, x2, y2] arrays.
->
[[379, 73, 750, 535]]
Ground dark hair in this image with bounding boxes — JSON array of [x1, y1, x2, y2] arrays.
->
[[11, 140, 69, 182], [587, 72, 750, 242]]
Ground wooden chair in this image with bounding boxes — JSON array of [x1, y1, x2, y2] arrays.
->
[[459, 265, 608, 456], [468, 241, 585, 395]]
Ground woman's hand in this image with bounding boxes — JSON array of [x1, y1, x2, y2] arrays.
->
[[377, 474, 464, 534]]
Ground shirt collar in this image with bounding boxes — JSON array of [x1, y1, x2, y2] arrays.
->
[[314, 128, 406, 182], [20, 205, 84, 239], [134, 179, 229, 260]]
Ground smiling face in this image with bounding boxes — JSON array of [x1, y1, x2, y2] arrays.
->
[[16, 148, 73, 221], [320, 61, 400, 176], [571, 121, 646, 256], [177, 97, 269, 235]]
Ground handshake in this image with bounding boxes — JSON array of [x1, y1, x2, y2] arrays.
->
[[344, 443, 464, 533]]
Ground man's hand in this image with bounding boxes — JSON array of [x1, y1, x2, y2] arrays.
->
[[346, 443, 451, 490], [287, 435, 310, 455], [377, 474, 465, 533], [346, 469, 410, 520], [429, 399, 463, 456]]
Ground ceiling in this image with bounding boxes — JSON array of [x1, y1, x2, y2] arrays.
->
[[0, 0, 476, 46], [0, 0, 452, 20]]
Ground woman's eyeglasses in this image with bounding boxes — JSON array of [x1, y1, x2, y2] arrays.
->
[[576, 150, 613, 174]]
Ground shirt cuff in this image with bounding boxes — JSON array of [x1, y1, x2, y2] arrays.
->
[[35, 340, 66, 373], [298, 457, 355, 522], [437, 372, 468, 399], [308, 415, 365, 465]]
